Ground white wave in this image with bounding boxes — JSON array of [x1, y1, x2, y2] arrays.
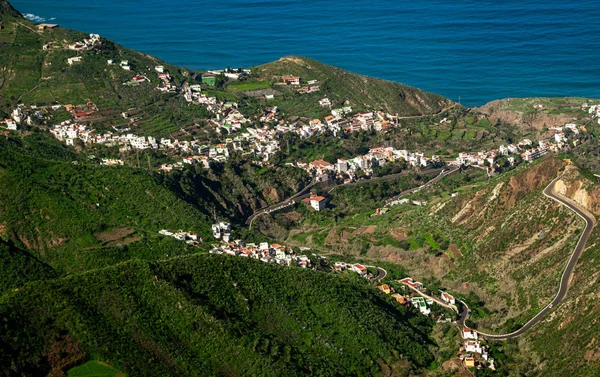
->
[[23, 13, 46, 23]]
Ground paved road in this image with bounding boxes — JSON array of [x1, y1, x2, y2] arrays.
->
[[246, 167, 447, 228], [246, 180, 317, 228], [365, 265, 387, 280], [388, 166, 461, 202], [460, 176, 595, 341]]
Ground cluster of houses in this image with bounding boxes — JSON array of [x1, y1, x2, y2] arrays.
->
[[296, 146, 440, 182], [158, 229, 202, 246], [457, 124, 587, 169], [460, 328, 495, 370], [159, 145, 230, 171], [49, 121, 233, 167], [398, 275, 496, 370], [68, 33, 101, 51], [151, 65, 178, 93], [211, 222, 232, 242], [63, 34, 102, 66], [333, 261, 369, 276], [586, 104, 600, 124], [209, 239, 313, 268], [1, 107, 24, 130]]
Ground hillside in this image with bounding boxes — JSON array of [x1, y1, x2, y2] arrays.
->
[[255, 56, 454, 118], [0, 254, 436, 377], [4, 0, 600, 375], [261, 158, 600, 374], [0, 2, 207, 136], [0, 132, 215, 274]]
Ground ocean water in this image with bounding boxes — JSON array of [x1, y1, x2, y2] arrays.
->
[[9, 0, 600, 106]]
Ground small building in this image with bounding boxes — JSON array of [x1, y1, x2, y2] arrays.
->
[[463, 327, 478, 340], [391, 293, 406, 304], [37, 23, 58, 31], [309, 195, 327, 211], [464, 357, 475, 368], [67, 56, 82, 66], [412, 296, 430, 315], [441, 291, 455, 305], [281, 76, 300, 85], [465, 341, 483, 354], [155, 65, 165, 73], [399, 277, 423, 290], [378, 284, 391, 294], [351, 263, 367, 275]]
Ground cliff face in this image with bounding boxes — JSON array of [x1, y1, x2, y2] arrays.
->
[[554, 164, 600, 217]]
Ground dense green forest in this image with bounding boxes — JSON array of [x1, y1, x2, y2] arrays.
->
[[0, 254, 436, 376]]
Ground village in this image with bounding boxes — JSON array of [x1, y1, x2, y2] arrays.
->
[[0, 28, 592, 183]]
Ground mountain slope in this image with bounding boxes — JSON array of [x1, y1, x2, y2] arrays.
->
[[0, 132, 213, 274], [0, 254, 436, 377], [256, 56, 454, 117]]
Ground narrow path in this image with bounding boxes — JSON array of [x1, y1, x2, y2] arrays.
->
[[457, 175, 595, 340]]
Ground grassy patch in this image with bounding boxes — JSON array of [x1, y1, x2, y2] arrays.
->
[[68, 361, 123, 377], [227, 80, 271, 92]]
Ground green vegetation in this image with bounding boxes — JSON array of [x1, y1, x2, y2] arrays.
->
[[68, 361, 123, 377], [0, 132, 212, 274], [0, 254, 436, 376], [257, 56, 455, 118]]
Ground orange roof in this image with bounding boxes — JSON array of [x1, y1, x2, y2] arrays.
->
[[311, 159, 333, 168], [310, 196, 326, 202], [353, 263, 367, 271], [378, 284, 391, 293]]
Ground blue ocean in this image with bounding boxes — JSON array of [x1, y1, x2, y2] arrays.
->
[[10, 0, 600, 106]]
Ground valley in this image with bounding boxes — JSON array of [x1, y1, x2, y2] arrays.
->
[[2, 1, 600, 376]]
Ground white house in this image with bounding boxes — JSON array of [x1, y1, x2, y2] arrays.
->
[[463, 328, 478, 340], [67, 56, 82, 66], [309, 195, 327, 211], [465, 341, 483, 354], [351, 263, 367, 275], [155, 65, 165, 73], [412, 297, 431, 315], [441, 291, 456, 305]]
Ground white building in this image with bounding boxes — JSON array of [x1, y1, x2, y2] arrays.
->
[[465, 341, 484, 354], [463, 328, 478, 340], [309, 196, 327, 211], [351, 263, 367, 275], [441, 291, 455, 305]]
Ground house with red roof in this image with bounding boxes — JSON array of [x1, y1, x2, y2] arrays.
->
[[441, 291, 456, 305], [309, 195, 327, 211], [351, 263, 367, 275]]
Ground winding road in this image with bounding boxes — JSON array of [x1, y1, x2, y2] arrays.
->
[[457, 176, 595, 340], [246, 167, 455, 229]]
